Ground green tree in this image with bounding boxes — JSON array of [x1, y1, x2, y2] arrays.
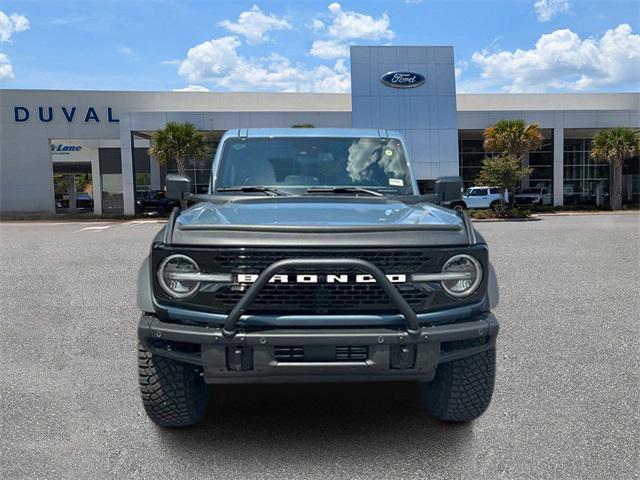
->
[[148, 122, 208, 208], [149, 122, 208, 176], [291, 124, 315, 128], [476, 156, 533, 208], [590, 127, 640, 210], [481, 119, 543, 207], [483, 119, 544, 161]]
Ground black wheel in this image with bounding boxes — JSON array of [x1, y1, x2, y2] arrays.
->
[[450, 202, 466, 213], [490, 200, 501, 210], [420, 344, 496, 422], [138, 343, 208, 427]]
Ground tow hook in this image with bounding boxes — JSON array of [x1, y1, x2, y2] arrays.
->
[[390, 344, 416, 369], [226, 346, 253, 371]]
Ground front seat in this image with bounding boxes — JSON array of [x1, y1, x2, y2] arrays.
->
[[235, 159, 277, 186]]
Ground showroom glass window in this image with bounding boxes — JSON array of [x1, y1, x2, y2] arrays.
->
[[563, 138, 610, 206], [458, 130, 553, 191], [528, 133, 553, 190]]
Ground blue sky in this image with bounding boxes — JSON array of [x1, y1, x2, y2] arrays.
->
[[0, 0, 638, 92]]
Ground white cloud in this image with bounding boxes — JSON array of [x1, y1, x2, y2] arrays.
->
[[308, 3, 393, 60], [310, 39, 349, 60], [219, 5, 291, 45], [0, 52, 14, 80], [178, 36, 243, 82], [311, 19, 325, 32], [173, 85, 210, 92], [0, 11, 29, 43], [119, 46, 133, 56], [533, 0, 570, 22], [177, 35, 350, 93], [325, 2, 393, 41], [471, 24, 640, 92]]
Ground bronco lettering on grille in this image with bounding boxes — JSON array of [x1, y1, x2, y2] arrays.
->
[[236, 273, 407, 284]]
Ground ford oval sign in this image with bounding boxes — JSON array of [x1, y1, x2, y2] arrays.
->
[[381, 71, 425, 89]]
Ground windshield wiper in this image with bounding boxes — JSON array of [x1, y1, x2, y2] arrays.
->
[[216, 186, 289, 197], [304, 186, 384, 197]]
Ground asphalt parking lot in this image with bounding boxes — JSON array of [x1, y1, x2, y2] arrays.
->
[[1, 214, 638, 479]]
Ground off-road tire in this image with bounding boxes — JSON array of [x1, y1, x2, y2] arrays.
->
[[450, 201, 466, 213], [138, 343, 208, 427], [420, 345, 496, 422]]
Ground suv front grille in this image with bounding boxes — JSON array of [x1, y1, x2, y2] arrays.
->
[[153, 247, 487, 315], [216, 282, 432, 314]]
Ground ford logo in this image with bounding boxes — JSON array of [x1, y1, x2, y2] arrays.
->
[[381, 71, 425, 88]]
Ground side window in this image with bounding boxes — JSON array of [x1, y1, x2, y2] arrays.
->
[[490, 188, 500, 195]]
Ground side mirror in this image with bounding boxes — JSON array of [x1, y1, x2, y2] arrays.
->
[[418, 176, 464, 207], [165, 174, 192, 202], [434, 176, 464, 206]]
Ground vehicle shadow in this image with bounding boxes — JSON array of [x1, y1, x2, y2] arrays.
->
[[156, 382, 475, 473]]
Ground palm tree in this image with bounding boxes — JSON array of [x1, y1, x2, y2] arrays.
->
[[149, 122, 208, 208], [483, 119, 544, 161], [149, 122, 208, 177], [590, 128, 640, 210], [482, 119, 544, 206]]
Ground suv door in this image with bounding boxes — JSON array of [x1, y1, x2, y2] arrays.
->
[[466, 188, 488, 208]]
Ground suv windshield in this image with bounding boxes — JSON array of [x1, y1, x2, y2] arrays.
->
[[215, 137, 413, 195]]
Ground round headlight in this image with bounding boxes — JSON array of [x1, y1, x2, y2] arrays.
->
[[441, 254, 483, 298], [157, 254, 200, 298]]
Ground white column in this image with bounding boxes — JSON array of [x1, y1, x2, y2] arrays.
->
[[91, 149, 103, 215], [120, 116, 136, 215], [553, 127, 564, 206]]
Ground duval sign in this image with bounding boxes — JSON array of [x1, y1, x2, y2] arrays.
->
[[14, 106, 119, 123], [381, 71, 426, 88]]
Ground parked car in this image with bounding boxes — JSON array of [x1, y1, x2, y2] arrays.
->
[[76, 192, 94, 209], [461, 186, 507, 209], [135, 190, 180, 215], [514, 187, 552, 206], [136, 128, 500, 427], [54, 192, 93, 210]]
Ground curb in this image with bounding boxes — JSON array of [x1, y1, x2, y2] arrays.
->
[[0, 216, 169, 223], [534, 211, 640, 217], [471, 217, 540, 223]]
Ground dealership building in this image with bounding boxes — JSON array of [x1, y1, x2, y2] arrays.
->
[[1, 45, 638, 216]]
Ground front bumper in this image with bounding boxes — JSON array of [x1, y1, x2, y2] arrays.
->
[[138, 312, 499, 383]]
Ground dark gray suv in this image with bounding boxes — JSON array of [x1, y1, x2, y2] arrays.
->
[[137, 128, 499, 427]]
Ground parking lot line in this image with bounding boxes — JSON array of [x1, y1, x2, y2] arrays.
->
[[72, 224, 112, 233]]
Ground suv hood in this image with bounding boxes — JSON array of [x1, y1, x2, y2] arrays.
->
[[168, 197, 472, 247], [176, 196, 462, 229]]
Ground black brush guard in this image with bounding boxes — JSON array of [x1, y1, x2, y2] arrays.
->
[[221, 258, 421, 337]]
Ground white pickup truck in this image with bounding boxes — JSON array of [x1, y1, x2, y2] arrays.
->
[[461, 186, 507, 209], [514, 187, 552, 206]]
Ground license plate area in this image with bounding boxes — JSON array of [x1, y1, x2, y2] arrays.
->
[[274, 345, 369, 363]]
